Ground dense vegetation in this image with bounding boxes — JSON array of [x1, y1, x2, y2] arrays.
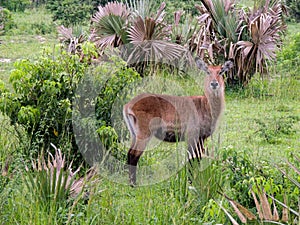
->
[[0, 0, 299, 224]]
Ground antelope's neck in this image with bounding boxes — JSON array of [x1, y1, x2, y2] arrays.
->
[[207, 93, 225, 125]]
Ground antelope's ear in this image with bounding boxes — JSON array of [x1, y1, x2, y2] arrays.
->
[[220, 59, 234, 75], [195, 57, 209, 74]]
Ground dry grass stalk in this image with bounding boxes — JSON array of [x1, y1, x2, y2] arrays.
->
[[251, 189, 264, 220], [215, 200, 239, 225], [257, 188, 273, 220]]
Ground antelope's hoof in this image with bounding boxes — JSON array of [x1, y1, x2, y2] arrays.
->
[[129, 180, 136, 187]]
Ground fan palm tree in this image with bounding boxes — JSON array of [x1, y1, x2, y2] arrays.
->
[[235, 0, 287, 84], [24, 144, 98, 208], [91, 2, 130, 49], [196, 0, 286, 85], [125, 2, 194, 74]]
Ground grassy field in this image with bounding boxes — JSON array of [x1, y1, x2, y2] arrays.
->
[[0, 6, 300, 225]]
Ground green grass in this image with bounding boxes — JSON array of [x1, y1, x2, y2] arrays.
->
[[0, 34, 57, 82], [0, 7, 56, 83], [6, 6, 55, 36], [0, 6, 300, 225]]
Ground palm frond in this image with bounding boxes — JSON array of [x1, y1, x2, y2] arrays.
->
[[171, 13, 200, 51], [127, 1, 168, 43], [57, 25, 87, 55], [126, 40, 192, 66], [125, 0, 159, 19], [215, 200, 240, 225], [195, 0, 286, 85], [91, 2, 130, 48], [92, 2, 129, 19], [25, 144, 98, 206], [267, 194, 300, 217], [128, 16, 146, 43]]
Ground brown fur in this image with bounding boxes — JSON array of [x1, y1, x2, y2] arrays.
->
[[123, 59, 233, 185]]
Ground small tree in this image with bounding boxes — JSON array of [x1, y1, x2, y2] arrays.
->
[[0, 49, 87, 165]]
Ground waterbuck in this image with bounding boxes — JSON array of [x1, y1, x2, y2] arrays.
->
[[123, 57, 233, 186]]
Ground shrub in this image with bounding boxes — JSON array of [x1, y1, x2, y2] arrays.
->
[[0, 43, 141, 167], [0, 0, 31, 12], [30, 22, 55, 35], [286, 0, 300, 22], [0, 49, 87, 164], [73, 55, 141, 164], [277, 32, 300, 78], [46, 0, 93, 26], [0, 7, 15, 34]]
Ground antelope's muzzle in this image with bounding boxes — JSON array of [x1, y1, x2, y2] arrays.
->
[[210, 81, 219, 89]]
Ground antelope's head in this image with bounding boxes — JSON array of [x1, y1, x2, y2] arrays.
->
[[195, 57, 233, 96]]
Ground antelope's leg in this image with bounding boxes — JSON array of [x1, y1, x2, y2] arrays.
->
[[198, 137, 205, 155], [187, 138, 202, 162], [186, 137, 204, 181], [127, 137, 150, 186]]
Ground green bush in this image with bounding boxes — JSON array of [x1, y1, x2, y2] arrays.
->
[[0, 7, 15, 34], [0, 44, 142, 168], [46, 0, 93, 26], [73, 55, 141, 163], [286, 0, 300, 22], [277, 32, 300, 77], [0, 0, 31, 12], [0, 49, 87, 163], [30, 22, 55, 35]]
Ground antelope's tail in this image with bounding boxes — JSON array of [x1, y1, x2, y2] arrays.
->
[[123, 105, 137, 139]]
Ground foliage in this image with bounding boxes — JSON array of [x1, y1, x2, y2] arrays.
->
[[46, 0, 93, 26], [220, 147, 259, 208], [0, 49, 87, 164], [24, 147, 81, 211], [254, 115, 300, 144], [277, 32, 300, 77], [88, 1, 194, 75], [31, 0, 48, 7], [91, 2, 130, 48], [196, 0, 287, 86], [30, 21, 55, 35], [165, 0, 199, 21], [0, 7, 15, 34], [95, 56, 140, 128], [286, 0, 300, 22], [25, 144, 97, 202], [55, 0, 287, 86], [73, 55, 141, 163], [188, 158, 227, 222], [1, 6, 55, 36], [57, 25, 91, 59], [125, 2, 194, 73], [219, 153, 300, 224], [0, 0, 30, 12], [0, 145, 98, 224], [0, 158, 10, 194]]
